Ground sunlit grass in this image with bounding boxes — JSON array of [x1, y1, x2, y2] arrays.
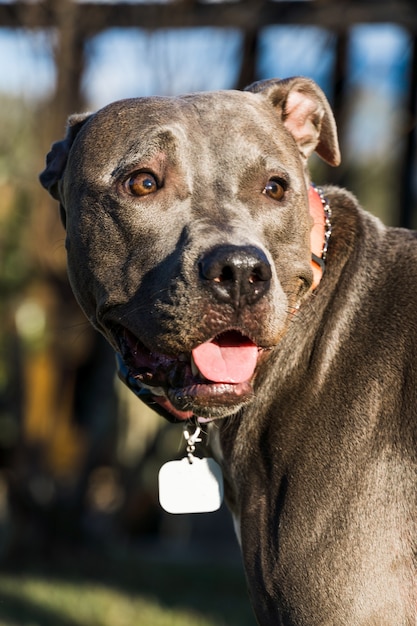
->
[[0, 574, 217, 626], [0, 554, 256, 626]]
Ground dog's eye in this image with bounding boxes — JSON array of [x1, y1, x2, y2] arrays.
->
[[263, 179, 285, 201], [125, 172, 158, 197]]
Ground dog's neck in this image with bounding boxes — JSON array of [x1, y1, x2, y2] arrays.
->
[[309, 185, 330, 290]]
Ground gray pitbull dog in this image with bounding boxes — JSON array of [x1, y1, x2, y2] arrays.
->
[[40, 77, 416, 625]]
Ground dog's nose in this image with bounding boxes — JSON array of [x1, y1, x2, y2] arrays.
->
[[199, 245, 271, 308]]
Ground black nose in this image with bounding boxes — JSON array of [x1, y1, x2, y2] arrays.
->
[[199, 244, 271, 308]]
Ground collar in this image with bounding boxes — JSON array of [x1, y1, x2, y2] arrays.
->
[[308, 184, 331, 290]]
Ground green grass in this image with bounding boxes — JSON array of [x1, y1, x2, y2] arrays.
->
[[0, 576, 215, 626], [0, 553, 256, 626]]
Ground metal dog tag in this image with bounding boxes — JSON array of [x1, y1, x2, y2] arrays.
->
[[158, 456, 224, 514], [158, 425, 223, 514]]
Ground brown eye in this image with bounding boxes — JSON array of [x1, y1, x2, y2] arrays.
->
[[126, 172, 158, 197], [264, 179, 285, 201]]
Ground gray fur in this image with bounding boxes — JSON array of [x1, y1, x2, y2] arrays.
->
[[40, 77, 416, 625]]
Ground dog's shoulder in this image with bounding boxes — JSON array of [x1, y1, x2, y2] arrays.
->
[[323, 184, 417, 284], [312, 185, 417, 369]]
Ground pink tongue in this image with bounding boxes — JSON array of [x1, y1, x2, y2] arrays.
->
[[191, 336, 258, 384]]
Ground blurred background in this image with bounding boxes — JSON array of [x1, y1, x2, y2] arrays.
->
[[0, 1, 416, 624]]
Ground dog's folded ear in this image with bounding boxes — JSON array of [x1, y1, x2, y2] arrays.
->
[[246, 77, 341, 167], [39, 112, 92, 201]]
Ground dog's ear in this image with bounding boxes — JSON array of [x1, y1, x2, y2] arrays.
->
[[246, 77, 341, 167], [39, 112, 92, 202]]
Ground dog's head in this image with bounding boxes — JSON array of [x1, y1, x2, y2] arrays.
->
[[40, 77, 340, 423]]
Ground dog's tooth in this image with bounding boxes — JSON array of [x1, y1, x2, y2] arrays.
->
[[191, 355, 199, 377], [191, 355, 210, 381]]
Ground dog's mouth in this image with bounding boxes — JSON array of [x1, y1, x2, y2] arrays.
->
[[116, 327, 265, 422]]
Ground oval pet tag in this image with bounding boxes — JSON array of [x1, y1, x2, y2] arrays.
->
[[158, 457, 224, 514]]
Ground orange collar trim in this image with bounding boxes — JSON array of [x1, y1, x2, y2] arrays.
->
[[308, 184, 331, 290]]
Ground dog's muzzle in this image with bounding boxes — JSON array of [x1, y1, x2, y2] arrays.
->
[[113, 244, 274, 422], [115, 327, 267, 423]]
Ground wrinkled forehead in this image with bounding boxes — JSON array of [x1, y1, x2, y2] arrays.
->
[[69, 91, 295, 176], [91, 90, 279, 134]]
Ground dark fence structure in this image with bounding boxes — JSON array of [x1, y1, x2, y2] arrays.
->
[[2, 0, 417, 225]]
